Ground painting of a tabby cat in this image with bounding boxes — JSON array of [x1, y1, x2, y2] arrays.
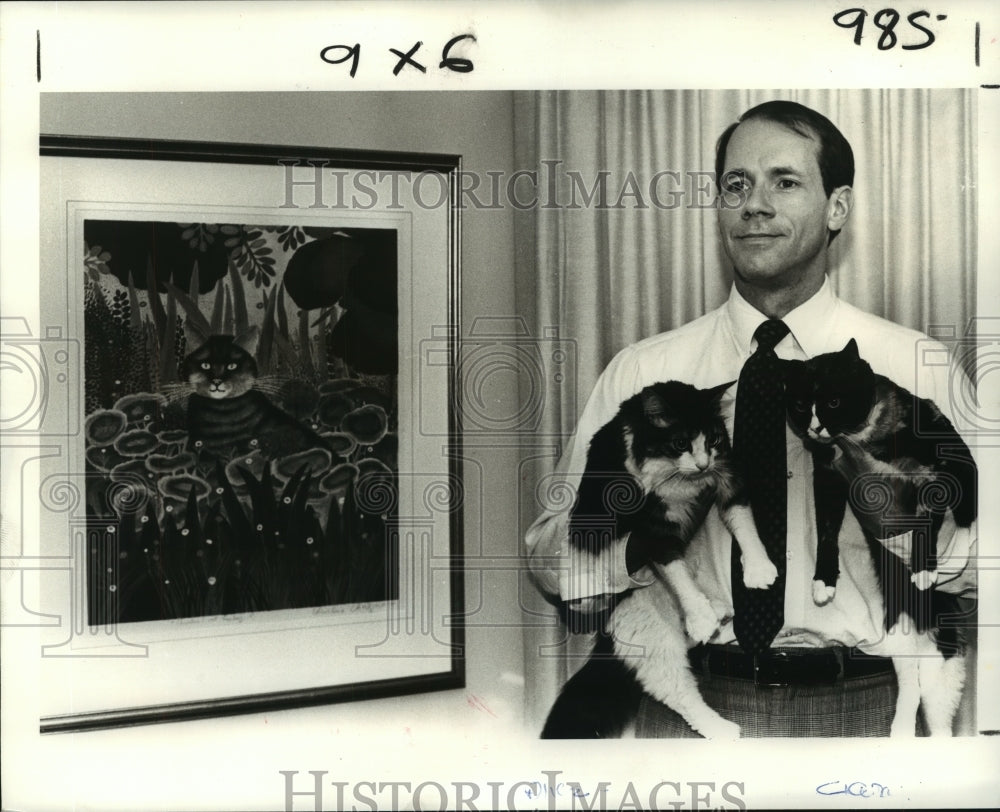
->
[[782, 339, 976, 735], [541, 380, 776, 739], [180, 327, 326, 459]]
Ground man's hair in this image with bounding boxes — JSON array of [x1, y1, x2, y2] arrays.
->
[[714, 100, 855, 241]]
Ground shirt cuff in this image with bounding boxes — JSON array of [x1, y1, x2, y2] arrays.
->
[[557, 534, 655, 606], [875, 520, 976, 595]]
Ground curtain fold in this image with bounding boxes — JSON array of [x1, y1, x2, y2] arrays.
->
[[514, 89, 976, 726]]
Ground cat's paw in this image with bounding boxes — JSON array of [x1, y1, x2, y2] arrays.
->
[[911, 570, 939, 591], [698, 717, 741, 740], [684, 601, 721, 644], [741, 555, 778, 589], [812, 579, 836, 606]]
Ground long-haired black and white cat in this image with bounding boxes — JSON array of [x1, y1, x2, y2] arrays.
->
[[783, 339, 976, 735], [541, 380, 777, 739], [179, 326, 326, 459]]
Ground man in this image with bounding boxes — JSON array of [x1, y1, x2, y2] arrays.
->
[[525, 100, 976, 736]]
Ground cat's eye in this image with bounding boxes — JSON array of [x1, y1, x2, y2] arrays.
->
[[200, 362, 210, 370], [226, 362, 238, 370], [671, 438, 689, 453], [827, 398, 841, 409]]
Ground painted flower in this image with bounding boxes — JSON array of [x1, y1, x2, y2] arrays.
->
[[113, 392, 167, 428], [157, 473, 212, 503], [84, 409, 128, 448], [319, 462, 359, 495], [272, 447, 333, 482], [145, 452, 197, 476], [108, 460, 158, 513], [157, 429, 189, 449], [341, 404, 388, 446], [113, 429, 161, 457], [110, 459, 157, 488], [224, 450, 269, 494], [320, 431, 357, 460], [317, 393, 355, 429], [356, 457, 393, 478]]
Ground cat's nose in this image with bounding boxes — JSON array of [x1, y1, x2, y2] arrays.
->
[[694, 454, 710, 470]]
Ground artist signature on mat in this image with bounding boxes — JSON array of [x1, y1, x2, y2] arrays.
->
[[816, 780, 891, 798]]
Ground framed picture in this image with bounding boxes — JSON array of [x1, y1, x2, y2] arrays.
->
[[35, 136, 464, 731]]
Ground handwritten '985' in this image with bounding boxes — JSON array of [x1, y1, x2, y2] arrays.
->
[[833, 8, 989, 68], [816, 780, 891, 798], [833, 9, 942, 50]]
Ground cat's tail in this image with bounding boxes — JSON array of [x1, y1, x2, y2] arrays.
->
[[540, 632, 643, 739]]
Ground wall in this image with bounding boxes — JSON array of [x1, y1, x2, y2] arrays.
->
[[38, 91, 530, 808]]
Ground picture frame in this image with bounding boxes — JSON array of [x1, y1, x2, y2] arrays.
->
[[34, 135, 464, 732]]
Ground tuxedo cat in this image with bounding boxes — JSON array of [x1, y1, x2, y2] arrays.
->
[[541, 381, 777, 739], [180, 328, 326, 459], [782, 339, 975, 735]]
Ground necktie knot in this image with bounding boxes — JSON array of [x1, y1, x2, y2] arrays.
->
[[753, 319, 790, 353]]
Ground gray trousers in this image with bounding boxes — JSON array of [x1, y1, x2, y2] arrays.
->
[[634, 670, 920, 737]]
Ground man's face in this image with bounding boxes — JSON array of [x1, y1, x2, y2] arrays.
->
[[717, 118, 843, 292]]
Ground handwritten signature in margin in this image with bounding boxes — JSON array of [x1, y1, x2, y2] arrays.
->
[[817, 780, 891, 798]]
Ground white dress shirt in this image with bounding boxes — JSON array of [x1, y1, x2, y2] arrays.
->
[[525, 278, 976, 651]]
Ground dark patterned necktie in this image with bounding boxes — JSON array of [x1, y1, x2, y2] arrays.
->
[[732, 319, 790, 654]]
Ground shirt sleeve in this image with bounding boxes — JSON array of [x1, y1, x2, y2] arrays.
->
[[524, 346, 655, 606]]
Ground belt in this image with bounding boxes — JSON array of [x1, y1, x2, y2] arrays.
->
[[688, 644, 894, 688]]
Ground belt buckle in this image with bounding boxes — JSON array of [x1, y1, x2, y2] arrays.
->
[[753, 649, 841, 687]]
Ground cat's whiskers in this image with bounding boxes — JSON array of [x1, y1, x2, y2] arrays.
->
[[645, 467, 687, 491], [160, 383, 194, 405], [252, 375, 292, 396]]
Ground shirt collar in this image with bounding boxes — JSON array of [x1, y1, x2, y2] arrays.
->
[[725, 277, 838, 359]]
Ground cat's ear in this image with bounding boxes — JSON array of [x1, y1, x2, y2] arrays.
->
[[705, 380, 735, 405], [842, 338, 860, 359], [640, 387, 672, 428], [234, 326, 261, 357], [183, 317, 210, 349]]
